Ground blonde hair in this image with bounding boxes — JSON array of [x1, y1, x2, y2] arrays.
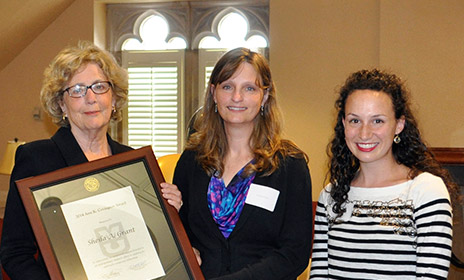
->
[[40, 41, 128, 126], [187, 47, 306, 177]]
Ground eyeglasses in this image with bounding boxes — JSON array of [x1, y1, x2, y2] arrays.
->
[[62, 81, 112, 98]]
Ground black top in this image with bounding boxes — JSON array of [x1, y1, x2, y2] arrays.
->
[[0, 127, 132, 279], [174, 150, 313, 280]]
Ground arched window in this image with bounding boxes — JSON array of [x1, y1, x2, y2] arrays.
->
[[198, 11, 267, 50], [196, 9, 268, 98], [122, 14, 187, 50], [107, 1, 269, 156]]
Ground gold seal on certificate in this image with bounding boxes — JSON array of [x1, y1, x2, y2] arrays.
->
[[84, 177, 100, 192]]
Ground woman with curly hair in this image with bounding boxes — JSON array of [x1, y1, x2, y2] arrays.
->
[[168, 47, 313, 279], [310, 69, 457, 279]]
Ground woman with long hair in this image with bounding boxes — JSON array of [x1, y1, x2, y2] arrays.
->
[[170, 47, 313, 279], [310, 69, 457, 279]]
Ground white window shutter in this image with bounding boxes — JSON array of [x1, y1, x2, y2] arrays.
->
[[122, 50, 184, 157], [198, 49, 227, 100]]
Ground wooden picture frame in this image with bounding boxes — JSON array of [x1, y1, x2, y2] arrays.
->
[[430, 147, 464, 278], [16, 146, 204, 280], [430, 147, 464, 165]]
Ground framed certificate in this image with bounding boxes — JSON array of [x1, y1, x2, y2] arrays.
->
[[16, 146, 204, 280]]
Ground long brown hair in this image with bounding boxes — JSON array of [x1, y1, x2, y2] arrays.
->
[[187, 47, 306, 177]]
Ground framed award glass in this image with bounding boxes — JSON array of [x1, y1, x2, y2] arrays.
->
[[16, 146, 204, 280]]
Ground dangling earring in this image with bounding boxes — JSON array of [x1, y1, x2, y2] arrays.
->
[[260, 105, 264, 116], [112, 105, 116, 113], [214, 103, 218, 113], [62, 114, 67, 121], [393, 134, 401, 144]]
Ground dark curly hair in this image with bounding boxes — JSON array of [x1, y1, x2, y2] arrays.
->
[[327, 68, 459, 217]]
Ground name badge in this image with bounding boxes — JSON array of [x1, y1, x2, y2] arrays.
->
[[245, 183, 280, 212]]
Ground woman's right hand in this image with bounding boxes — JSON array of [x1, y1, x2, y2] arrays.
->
[[192, 247, 202, 266], [160, 182, 183, 212]]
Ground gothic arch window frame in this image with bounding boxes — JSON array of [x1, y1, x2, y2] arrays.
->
[[192, 7, 268, 50], [106, 1, 269, 152], [117, 10, 189, 51], [107, 1, 269, 52]]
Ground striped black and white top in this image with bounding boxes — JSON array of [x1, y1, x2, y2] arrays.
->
[[310, 172, 453, 280]]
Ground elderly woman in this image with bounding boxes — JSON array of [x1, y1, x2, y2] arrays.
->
[[0, 41, 181, 279], [168, 48, 313, 279]]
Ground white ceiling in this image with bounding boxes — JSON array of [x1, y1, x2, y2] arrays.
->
[[0, 0, 75, 72]]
